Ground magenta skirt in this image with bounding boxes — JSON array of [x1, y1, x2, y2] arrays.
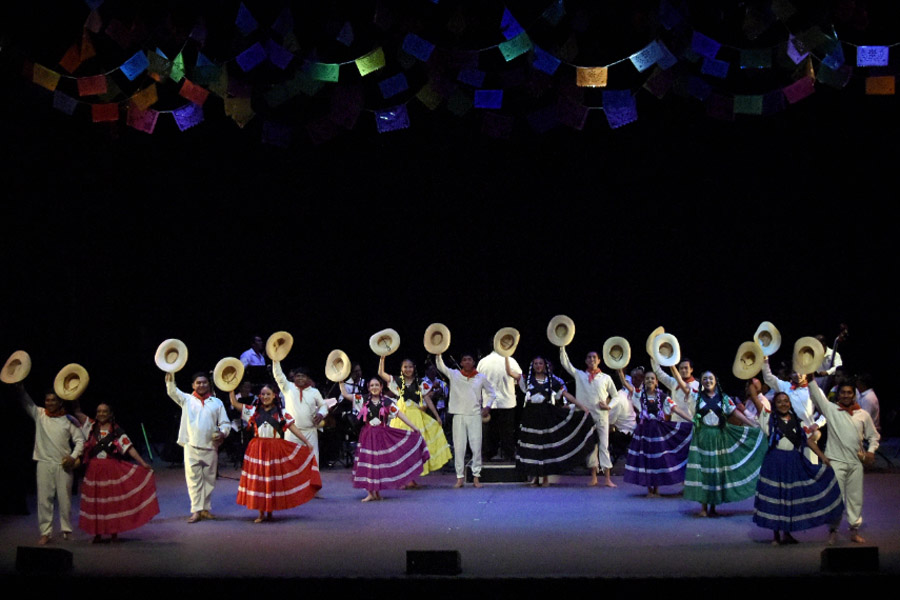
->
[[352, 424, 430, 491]]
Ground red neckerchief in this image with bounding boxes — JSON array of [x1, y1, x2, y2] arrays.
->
[[44, 407, 66, 418], [460, 368, 478, 379], [586, 368, 602, 383], [838, 402, 862, 416], [684, 376, 696, 384], [790, 381, 808, 390], [192, 390, 211, 406]]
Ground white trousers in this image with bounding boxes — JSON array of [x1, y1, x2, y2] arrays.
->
[[36, 461, 73, 536], [184, 445, 218, 513], [452, 414, 483, 479], [287, 427, 320, 465], [831, 459, 864, 529], [586, 409, 612, 470]]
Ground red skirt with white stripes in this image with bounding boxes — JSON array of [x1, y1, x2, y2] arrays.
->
[[78, 458, 160, 535], [237, 437, 322, 512]]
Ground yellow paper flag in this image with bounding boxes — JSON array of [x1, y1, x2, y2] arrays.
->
[[576, 67, 608, 87], [355, 47, 385, 76], [32, 64, 61, 91], [131, 83, 158, 110], [225, 97, 255, 128]]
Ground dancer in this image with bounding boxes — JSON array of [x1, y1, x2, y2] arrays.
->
[[620, 371, 693, 497], [230, 384, 321, 522], [506, 356, 596, 486], [761, 357, 825, 463], [748, 382, 843, 545], [652, 358, 699, 424], [273, 362, 329, 464], [165, 371, 230, 523], [73, 403, 159, 542], [680, 371, 766, 517], [377, 356, 452, 484], [352, 378, 429, 501]]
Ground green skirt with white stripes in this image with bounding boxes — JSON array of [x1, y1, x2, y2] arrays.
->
[[683, 423, 766, 505]]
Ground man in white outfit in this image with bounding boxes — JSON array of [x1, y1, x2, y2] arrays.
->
[[166, 372, 230, 523], [273, 362, 328, 464], [762, 357, 825, 463], [477, 350, 520, 462]]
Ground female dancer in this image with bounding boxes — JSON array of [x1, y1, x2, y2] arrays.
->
[[350, 378, 429, 502], [74, 403, 159, 543], [506, 356, 597, 487], [619, 371, 693, 497], [679, 371, 766, 517], [748, 381, 843, 545], [230, 384, 321, 522], [378, 356, 452, 485]]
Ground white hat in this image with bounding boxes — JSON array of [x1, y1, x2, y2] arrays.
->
[[602, 337, 631, 371], [325, 349, 352, 382], [754, 321, 782, 356], [423, 323, 451, 354], [732, 341, 764, 380], [53, 363, 89, 401], [493, 327, 520, 357], [652, 333, 681, 367], [155, 339, 188, 373], [793, 336, 825, 375], [370, 328, 400, 356], [1, 350, 31, 384], [546, 315, 575, 347], [645, 326, 665, 356], [266, 331, 294, 362], [213, 357, 244, 392]]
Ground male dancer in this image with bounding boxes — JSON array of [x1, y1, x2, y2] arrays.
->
[[273, 361, 328, 464]]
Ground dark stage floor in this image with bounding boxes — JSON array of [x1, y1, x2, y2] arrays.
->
[[3, 448, 898, 596]]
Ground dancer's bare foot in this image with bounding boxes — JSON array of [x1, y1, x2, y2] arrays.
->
[[604, 473, 617, 488], [200, 510, 215, 520], [187, 512, 201, 523], [362, 493, 378, 502], [588, 467, 599, 486], [827, 530, 838, 546], [454, 478, 465, 489], [850, 531, 866, 544], [38, 535, 51, 545], [473, 477, 483, 488]]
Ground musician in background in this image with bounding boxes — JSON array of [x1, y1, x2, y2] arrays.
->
[[240, 336, 267, 367], [814, 330, 845, 391]]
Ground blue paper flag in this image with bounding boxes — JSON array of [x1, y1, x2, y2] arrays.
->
[[501, 8, 525, 40], [378, 73, 409, 99], [172, 103, 204, 131], [630, 41, 664, 73], [701, 57, 729, 78], [155, 48, 169, 60], [197, 53, 215, 67], [120, 51, 149, 81], [602, 90, 637, 129], [658, 0, 683, 30], [655, 41, 678, 69], [336, 22, 354, 46], [236, 3, 258, 36], [474, 89, 503, 109], [271, 8, 294, 37], [857, 46, 889, 67], [691, 32, 721, 59], [458, 68, 485, 88], [236, 42, 267, 72], [265, 39, 294, 70], [532, 46, 561, 75], [52, 90, 78, 115], [401, 34, 435, 62], [375, 105, 410, 133], [822, 39, 845, 70], [687, 76, 713, 101], [84, 0, 104, 11], [541, 0, 565, 26]]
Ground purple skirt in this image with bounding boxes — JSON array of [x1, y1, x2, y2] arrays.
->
[[352, 424, 430, 491], [623, 419, 693, 487]]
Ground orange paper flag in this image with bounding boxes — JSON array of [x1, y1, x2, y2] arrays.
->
[[576, 66, 608, 87]]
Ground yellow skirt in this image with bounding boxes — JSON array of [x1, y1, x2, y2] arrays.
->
[[391, 402, 452, 475]]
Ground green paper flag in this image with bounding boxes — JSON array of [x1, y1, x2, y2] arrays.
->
[[170, 53, 185, 82], [733, 95, 763, 115], [308, 62, 340, 82], [355, 48, 385, 76], [499, 33, 532, 62]]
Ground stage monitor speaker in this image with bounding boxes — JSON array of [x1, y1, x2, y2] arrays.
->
[[16, 546, 73, 574], [406, 550, 461, 575], [820, 545, 879, 572]]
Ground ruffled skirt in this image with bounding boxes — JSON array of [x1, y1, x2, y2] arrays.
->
[[623, 419, 693, 487], [391, 402, 452, 475], [753, 449, 844, 531], [683, 423, 766, 504], [515, 403, 597, 477], [237, 438, 321, 512], [79, 458, 159, 535], [353, 424, 430, 491]]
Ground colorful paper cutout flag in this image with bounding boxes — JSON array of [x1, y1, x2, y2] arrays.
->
[[264, 85, 289, 107], [293, 72, 324, 96], [576, 67, 608, 87], [52, 91, 78, 115], [817, 63, 852, 89], [81, 31, 96, 61], [402, 34, 435, 62], [92, 103, 119, 123], [379, 73, 408, 99], [447, 90, 473, 116], [190, 20, 207, 45], [771, 0, 797, 20], [170, 53, 185, 82], [532, 46, 561, 75], [822, 39, 845, 70], [271, 7, 294, 37], [687, 76, 712, 101], [416, 83, 443, 110], [740, 48, 771, 69], [126, 105, 158, 134], [32, 64, 60, 91], [179, 79, 209, 106], [337, 22, 354, 46], [85, 10, 102, 33], [642, 67, 674, 98], [782, 77, 814, 103], [542, 0, 565, 26], [59, 44, 82, 74], [630, 41, 663, 73], [355, 47, 385, 76], [474, 89, 502, 109], [734, 94, 764, 115], [235, 3, 258, 36], [658, 0, 683, 30], [148, 52, 172, 81], [121, 51, 149, 81], [236, 43, 266, 72], [224, 97, 255, 128], [691, 32, 721, 59], [742, 8, 773, 40], [131, 83, 158, 110], [499, 33, 532, 62], [857, 46, 889, 67], [501, 8, 524, 40], [701, 57, 729, 78], [307, 62, 340, 82], [865, 76, 895, 95], [762, 89, 786, 115], [603, 90, 637, 128], [786, 36, 809, 65], [458, 68, 485, 87], [265, 39, 294, 70], [374, 105, 410, 133], [172, 103, 204, 131], [655, 41, 678, 69], [557, 34, 579, 62], [77, 75, 107, 96], [105, 19, 132, 49]]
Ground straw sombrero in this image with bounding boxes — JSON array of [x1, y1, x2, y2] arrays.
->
[[652, 333, 681, 368], [645, 326, 665, 356], [493, 327, 520, 357], [602, 337, 631, 371], [546, 315, 575, 347], [325, 349, 352, 382], [1, 350, 31, 384], [370, 329, 400, 356], [732, 341, 764, 380], [793, 336, 825, 375], [155, 339, 188, 373], [754, 321, 782, 357], [423, 323, 451, 354], [266, 331, 294, 362], [53, 363, 89, 401], [213, 357, 244, 392]]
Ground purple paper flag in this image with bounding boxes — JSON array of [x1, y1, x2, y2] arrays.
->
[[120, 51, 149, 81], [532, 46, 561, 75], [265, 39, 294, 70], [687, 76, 712, 101], [474, 89, 503, 109], [336, 22, 354, 46], [271, 8, 294, 37], [458, 68, 485, 88], [172, 102, 204, 131], [236, 42, 267, 72], [603, 90, 637, 129], [691, 32, 721, 59], [857, 46, 889, 67], [379, 73, 408, 99], [701, 57, 729, 78], [655, 41, 678, 69], [127, 105, 158, 133], [235, 3, 258, 36], [52, 91, 78, 115], [501, 8, 525, 40], [401, 34, 435, 62], [786, 35, 809, 65], [375, 105, 410, 133], [658, 1, 683, 30]]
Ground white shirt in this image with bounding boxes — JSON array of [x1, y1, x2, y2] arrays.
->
[[810, 382, 880, 464], [558, 347, 618, 412], [652, 359, 699, 423], [272, 361, 328, 431], [166, 381, 230, 449], [436, 355, 497, 415], [858, 388, 881, 432], [476, 352, 520, 409], [20, 392, 85, 463], [240, 348, 266, 367], [762, 360, 825, 430]]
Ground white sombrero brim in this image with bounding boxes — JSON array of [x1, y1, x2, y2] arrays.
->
[[53, 363, 89, 401], [213, 357, 245, 392], [155, 339, 188, 373]]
